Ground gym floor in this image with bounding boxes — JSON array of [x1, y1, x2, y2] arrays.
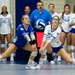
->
[[0, 60, 75, 75]]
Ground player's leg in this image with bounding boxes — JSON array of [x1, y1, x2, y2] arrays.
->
[[57, 48, 75, 64], [36, 44, 52, 69], [23, 43, 37, 69], [58, 32, 66, 62], [67, 32, 71, 57], [6, 34, 14, 61], [0, 34, 6, 54], [0, 34, 1, 55], [70, 29, 75, 59], [1, 44, 17, 59], [60, 31, 66, 45]]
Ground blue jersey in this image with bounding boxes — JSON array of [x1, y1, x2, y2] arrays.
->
[[12, 24, 34, 48], [30, 9, 52, 31]]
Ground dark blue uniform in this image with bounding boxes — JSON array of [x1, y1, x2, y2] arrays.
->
[[12, 24, 34, 48]]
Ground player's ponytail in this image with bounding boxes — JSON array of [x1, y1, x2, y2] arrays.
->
[[73, 5, 75, 13], [62, 4, 70, 19], [62, 11, 65, 19]]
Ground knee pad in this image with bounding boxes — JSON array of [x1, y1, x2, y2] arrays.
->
[[31, 51, 37, 56], [67, 45, 71, 50], [71, 45, 75, 50], [42, 49, 47, 55], [8, 43, 11, 47], [1, 44, 5, 48]]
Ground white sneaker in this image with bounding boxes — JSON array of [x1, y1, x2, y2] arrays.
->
[[36, 64, 43, 69], [10, 57, 14, 62], [57, 58, 61, 62], [0, 54, 2, 61], [25, 64, 36, 70], [50, 60, 55, 64]]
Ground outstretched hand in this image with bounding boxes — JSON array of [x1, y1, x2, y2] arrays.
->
[[32, 44, 37, 51], [39, 47, 44, 54]]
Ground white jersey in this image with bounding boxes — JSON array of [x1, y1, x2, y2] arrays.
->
[[49, 12, 58, 25], [51, 12, 58, 18], [43, 25, 61, 47], [0, 14, 13, 34], [59, 13, 72, 32], [71, 13, 75, 29]]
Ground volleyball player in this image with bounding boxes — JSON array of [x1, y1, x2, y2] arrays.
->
[[48, 3, 61, 62], [59, 4, 72, 57], [0, 15, 37, 64], [70, 5, 75, 59], [36, 16, 75, 69], [0, 6, 14, 61]]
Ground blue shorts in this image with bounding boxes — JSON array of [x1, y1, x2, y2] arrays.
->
[[71, 28, 75, 34], [62, 29, 71, 34], [52, 45, 63, 53], [12, 36, 28, 48]]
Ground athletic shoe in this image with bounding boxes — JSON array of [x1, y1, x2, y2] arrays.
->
[[26, 64, 36, 70], [35, 64, 43, 69], [50, 60, 55, 64], [57, 57, 61, 62]]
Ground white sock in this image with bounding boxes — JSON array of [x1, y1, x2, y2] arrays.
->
[[39, 58, 44, 66], [0, 55, 2, 60], [27, 59, 34, 65], [58, 55, 61, 59], [71, 53, 74, 59], [11, 53, 14, 59], [72, 59, 75, 64]]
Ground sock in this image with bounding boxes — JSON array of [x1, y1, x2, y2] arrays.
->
[[72, 59, 75, 64], [71, 53, 74, 59], [10, 53, 14, 59], [0, 55, 2, 59], [27, 59, 34, 65], [39, 58, 44, 66], [47, 53, 54, 62], [58, 55, 61, 60], [0, 55, 3, 61]]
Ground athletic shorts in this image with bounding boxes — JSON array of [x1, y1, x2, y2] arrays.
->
[[12, 36, 28, 48], [71, 28, 75, 34], [52, 45, 63, 53], [62, 29, 71, 34]]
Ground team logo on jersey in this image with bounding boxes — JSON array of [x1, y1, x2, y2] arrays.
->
[[36, 19, 45, 29], [20, 28, 24, 30]]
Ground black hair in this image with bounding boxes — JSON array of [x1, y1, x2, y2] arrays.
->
[[73, 5, 75, 13], [62, 4, 70, 19], [1, 6, 8, 14]]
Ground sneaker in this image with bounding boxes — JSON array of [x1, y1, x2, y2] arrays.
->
[[25, 64, 36, 70], [35, 64, 43, 69], [10, 57, 14, 62], [57, 57, 61, 62], [50, 60, 55, 64], [0, 54, 2, 61]]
